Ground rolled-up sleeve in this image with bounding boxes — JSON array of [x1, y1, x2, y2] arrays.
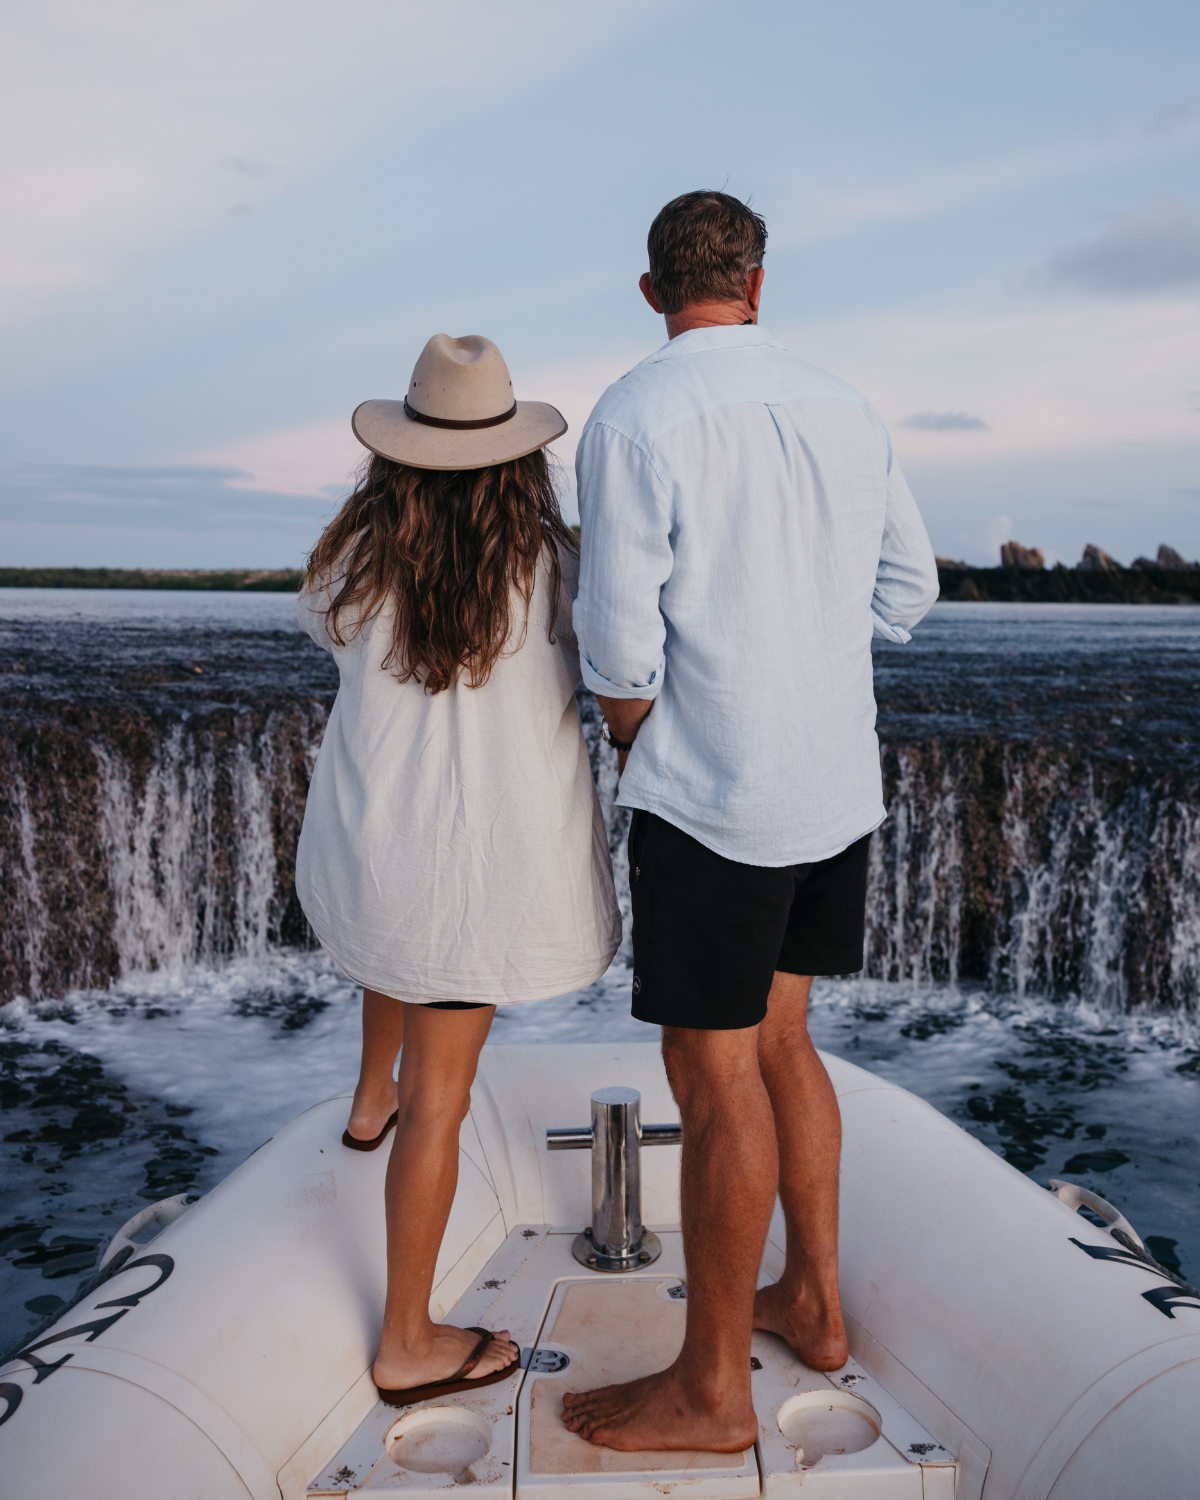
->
[[574, 423, 674, 700], [870, 454, 939, 644]]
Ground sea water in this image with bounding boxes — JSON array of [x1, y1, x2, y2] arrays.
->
[[1, 592, 1198, 1354]]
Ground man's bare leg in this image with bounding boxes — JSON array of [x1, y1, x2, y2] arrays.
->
[[753, 972, 848, 1370], [345, 988, 405, 1142], [561, 1025, 775, 1451]]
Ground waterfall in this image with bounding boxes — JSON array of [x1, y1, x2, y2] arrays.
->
[[0, 701, 327, 1002], [1, 687, 1196, 1013], [869, 739, 1200, 1010]]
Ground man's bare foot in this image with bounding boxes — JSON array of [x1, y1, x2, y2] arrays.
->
[[560, 1365, 757, 1453], [345, 1084, 398, 1143], [373, 1326, 518, 1392], [753, 1281, 848, 1371]]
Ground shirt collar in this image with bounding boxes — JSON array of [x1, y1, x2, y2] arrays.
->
[[641, 324, 786, 366]]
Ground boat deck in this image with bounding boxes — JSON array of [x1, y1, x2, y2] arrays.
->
[[305, 1226, 956, 1499]]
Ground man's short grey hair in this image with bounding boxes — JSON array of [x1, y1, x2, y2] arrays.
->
[[647, 191, 767, 315]]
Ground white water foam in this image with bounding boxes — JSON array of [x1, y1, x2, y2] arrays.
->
[[1, 954, 642, 1170], [3, 952, 1198, 1353], [5, 956, 1197, 1230]]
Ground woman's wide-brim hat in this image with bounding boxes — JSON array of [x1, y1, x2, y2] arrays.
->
[[352, 334, 567, 471]]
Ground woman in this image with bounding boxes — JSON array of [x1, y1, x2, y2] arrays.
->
[[295, 334, 621, 1405]]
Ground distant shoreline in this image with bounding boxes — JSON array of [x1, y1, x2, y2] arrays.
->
[[0, 567, 303, 592], [936, 564, 1200, 605], [0, 563, 1198, 604]]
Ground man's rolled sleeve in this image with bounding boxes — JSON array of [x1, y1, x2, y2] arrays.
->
[[871, 455, 939, 644], [574, 423, 674, 700]]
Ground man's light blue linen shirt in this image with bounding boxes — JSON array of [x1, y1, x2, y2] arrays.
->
[[574, 324, 939, 868]]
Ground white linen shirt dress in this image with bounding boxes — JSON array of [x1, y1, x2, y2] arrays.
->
[[295, 547, 621, 1005]]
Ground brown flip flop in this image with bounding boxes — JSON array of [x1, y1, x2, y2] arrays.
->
[[375, 1327, 520, 1407], [342, 1110, 399, 1152]]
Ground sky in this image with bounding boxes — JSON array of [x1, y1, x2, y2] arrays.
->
[[2, 0, 1199, 570]]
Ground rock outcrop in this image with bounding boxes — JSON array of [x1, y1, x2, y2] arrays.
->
[[1000, 541, 1044, 571], [1157, 544, 1197, 570], [1076, 544, 1122, 572]]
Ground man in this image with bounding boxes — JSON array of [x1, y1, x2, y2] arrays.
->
[[562, 191, 939, 1454]]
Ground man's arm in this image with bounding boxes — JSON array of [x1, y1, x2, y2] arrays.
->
[[574, 424, 674, 763], [871, 453, 940, 643]]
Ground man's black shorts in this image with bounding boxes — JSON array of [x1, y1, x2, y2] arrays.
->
[[627, 811, 872, 1031]]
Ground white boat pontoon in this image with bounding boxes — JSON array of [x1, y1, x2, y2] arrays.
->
[[4, 1043, 1198, 1498]]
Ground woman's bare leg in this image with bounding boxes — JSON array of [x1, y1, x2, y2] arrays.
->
[[373, 1002, 518, 1390], [346, 987, 405, 1142]]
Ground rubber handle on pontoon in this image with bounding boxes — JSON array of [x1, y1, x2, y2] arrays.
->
[[1049, 1179, 1145, 1251], [100, 1192, 198, 1269]]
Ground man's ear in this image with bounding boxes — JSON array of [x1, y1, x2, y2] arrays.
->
[[745, 267, 765, 315], [639, 272, 664, 315]]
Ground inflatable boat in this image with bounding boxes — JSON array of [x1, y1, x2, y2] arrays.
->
[[4, 1043, 1199, 1498]]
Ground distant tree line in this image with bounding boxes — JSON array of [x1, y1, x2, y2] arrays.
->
[[0, 567, 304, 592], [2, 550, 1197, 605], [937, 541, 1200, 604]]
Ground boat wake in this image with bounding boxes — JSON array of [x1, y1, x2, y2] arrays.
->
[[3, 951, 1197, 1355]]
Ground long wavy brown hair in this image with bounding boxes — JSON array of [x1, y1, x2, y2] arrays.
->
[[305, 448, 577, 694]]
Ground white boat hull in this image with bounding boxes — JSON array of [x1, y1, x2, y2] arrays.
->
[[3, 1044, 1197, 1498]]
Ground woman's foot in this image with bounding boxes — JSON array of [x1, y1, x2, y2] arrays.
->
[[373, 1326, 519, 1393], [345, 1083, 399, 1143], [346, 988, 405, 1141]]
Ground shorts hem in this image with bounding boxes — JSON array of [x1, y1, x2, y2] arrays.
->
[[776, 951, 865, 977], [631, 1003, 769, 1032]]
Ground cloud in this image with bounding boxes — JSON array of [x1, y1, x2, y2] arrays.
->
[[0, 0, 681, 332], [178, 348, 645, 529], [1147, 98, 1200, 136], [773, 108, 1200, 250], [793, 295, 1200, 460], [900, 412, 989, 432], [1036, 195, 1200, 295], [507, 348, 649, 520], [187, 420, 364, 500], [0, 462, 331, 533], [220, 157, 272, 178]]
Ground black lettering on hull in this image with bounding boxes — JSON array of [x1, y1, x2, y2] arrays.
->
[[96, 1254, 174, 1309], [1069, 1236, 1200, 1319], [0, 1251, 176, 1426]]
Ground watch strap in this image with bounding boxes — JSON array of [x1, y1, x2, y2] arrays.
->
[[601, 720, 636, 754]]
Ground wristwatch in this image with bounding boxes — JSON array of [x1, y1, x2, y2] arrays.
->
[[601, 719, 636, 753]]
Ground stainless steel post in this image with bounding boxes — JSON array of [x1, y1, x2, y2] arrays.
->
[[590, 1086, 643, 1263], [546, 1086, 681, 1272]]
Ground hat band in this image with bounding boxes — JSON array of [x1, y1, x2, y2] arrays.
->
[[403, 396, 518, 431]]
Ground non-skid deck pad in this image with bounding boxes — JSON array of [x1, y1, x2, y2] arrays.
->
[[529, 1279, 753, 1477]]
